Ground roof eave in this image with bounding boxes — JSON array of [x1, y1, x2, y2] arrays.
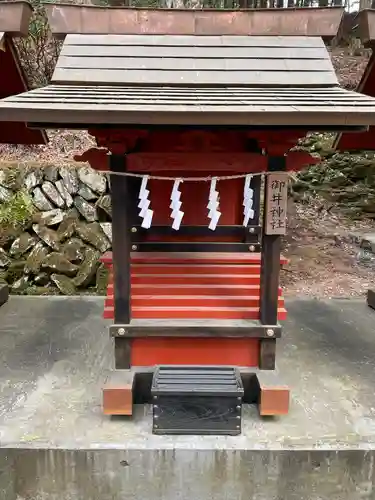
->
[[43, 3, 344, 40], [0, 106, 374, 130], [0, 1, 33, 37]]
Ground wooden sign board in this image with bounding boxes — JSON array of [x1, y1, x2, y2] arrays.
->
[[264, 173, 288, 235]]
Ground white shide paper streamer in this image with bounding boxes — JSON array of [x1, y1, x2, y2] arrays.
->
[[243, 174, 255, 227], [170, 179, 184, 230], [207, 177, 221, 231], [138, 175, 153, 229]]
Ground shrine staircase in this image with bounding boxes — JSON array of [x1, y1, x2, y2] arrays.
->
[[101, 252, 287, 321]]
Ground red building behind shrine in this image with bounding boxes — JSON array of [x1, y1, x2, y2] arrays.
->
[[0, 1, 46, 145]]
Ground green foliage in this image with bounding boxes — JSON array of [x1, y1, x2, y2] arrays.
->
[[0, 191, 35, 230], [291, 133, 375, 218]]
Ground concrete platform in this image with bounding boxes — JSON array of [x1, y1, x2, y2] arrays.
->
[[1, 296, 375, 499]]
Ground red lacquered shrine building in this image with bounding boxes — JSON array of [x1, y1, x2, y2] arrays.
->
[[1, 5, 375, 423], [0, 1, 46, 145]]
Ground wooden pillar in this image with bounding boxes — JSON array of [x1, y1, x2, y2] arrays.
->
[[259, 156, 287, 370], [109, 153, 131, 369]]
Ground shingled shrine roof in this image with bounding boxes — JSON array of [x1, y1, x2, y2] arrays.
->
[[0, 1, 47, 145], [1, 7, 375, 129]]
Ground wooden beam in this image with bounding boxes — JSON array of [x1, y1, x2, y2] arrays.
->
[[259, 338, 277, 370], [259, 157, 286, 370], [109, 321, 282, 338], [109, 153, 131, 369]]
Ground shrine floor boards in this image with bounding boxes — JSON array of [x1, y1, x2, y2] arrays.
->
[[0, 296, 375, 499]]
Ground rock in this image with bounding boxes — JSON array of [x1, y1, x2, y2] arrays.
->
[[51, 274, 77, 295], [42, 252, 78, 277], [67, 207, 80, 218], [44, 165, 59, 183], [34, 272, 49, 286], [0, 248, 11, 268], [78, 182, 98, 201], [96, 194, 112, 217], [59, 166, 79, 194], [73, 247, 100, 287], [55, 180, 74, 208], [33, 209, 64, 227], [0, 281, 8, 305], [9, 233, 37, 258], [357, 248, 375, 267], [62, 238, 87, 263], [96, 263, 109, 295], [32, 187, 54, 211], [74, 196, 97, 222], [12, 276, 29, 293], [32, 224, 60, 251], [0, 170, 7, 186], [41, 181, 65, 208], [0, 185, 12, 202], [78, 166, 106, 194], [57, 214, 77, 242], [0, 168, 23, 190], [76, 222, 111, 253], [348, 232, 363, 245], [25, 285, 56, 295], [24, 169, 43, 190], [360, 233, 375, 254], [100, 222, 112, 243], [7, 261, 26, 284], [25, 242, 49, 274]]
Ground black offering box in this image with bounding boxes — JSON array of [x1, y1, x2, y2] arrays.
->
[[151, 366, 244, 436]]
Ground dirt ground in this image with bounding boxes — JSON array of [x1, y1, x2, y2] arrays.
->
[[282, 200, 375, 298]]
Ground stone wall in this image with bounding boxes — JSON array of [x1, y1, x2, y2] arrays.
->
[[0, 163, 112, 295]]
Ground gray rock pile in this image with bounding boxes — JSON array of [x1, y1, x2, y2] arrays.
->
[[0, 163, 112, 295]]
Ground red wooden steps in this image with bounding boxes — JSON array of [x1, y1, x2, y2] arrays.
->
[[104, 294, 285, 308], [130, 264, 263, 275], [101, 251, 288, 266], [101, 251, 287, 321], [106, 284, 283, 296], [127, 274, 262, 285], [103, 306, 287, 321]]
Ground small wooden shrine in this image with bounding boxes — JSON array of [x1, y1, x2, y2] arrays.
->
[[334, 9, 375, 312], [1, 4, 375, 432], [0, 1, 46, 145]]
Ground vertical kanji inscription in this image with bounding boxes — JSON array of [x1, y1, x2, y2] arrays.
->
[[265, 173, 288, 235]]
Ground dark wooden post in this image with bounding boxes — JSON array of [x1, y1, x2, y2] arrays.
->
[[109, 153, 131, 369], [259, 156, 286, 370]]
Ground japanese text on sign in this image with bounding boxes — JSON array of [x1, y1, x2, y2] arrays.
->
[[265, 173, 288, 235]]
